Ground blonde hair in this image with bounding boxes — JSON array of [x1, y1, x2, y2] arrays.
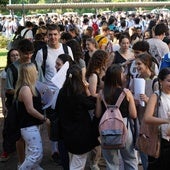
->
[[15, 63, 37, 97]]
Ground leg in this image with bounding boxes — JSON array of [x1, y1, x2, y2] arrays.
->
[[102, 149, 119, 170], [16, 138, 25, 165], [19, 126, 43, 170], [58, 140, 69, 170], [89, 145, 101, 170], [120, 119, 138, 170], [69, 152, 88, 170]]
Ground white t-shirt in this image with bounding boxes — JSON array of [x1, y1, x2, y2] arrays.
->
[[147, 38, 169, 63], [21, 28, 33, 40], [35, 43, 73, 90]]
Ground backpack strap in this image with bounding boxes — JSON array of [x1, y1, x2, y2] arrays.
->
[[41, 44, 68, 76], [62, 43, 68, 54], [115, 90, 126, 108], [97, 36, 104, 44], [22, 29, 30, 39], [41, 45, 48, 76], [100, 89, 126, 108]]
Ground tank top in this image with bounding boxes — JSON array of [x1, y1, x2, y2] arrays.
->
[[18, 88, 43, 128]]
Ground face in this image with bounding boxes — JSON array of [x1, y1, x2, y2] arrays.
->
[[19, 51, 33, 63], [86, 41, 95, 51], [109, 31, 114, 40], [133, 50, 144, 58], [160, 74, 170, 93], [47, 29, 60, 46], [55, 58, 64, 71], [121, 68, 127, 85], [119, 38, 130, 50], [10, 50, 19, 62], [144, 31, 150, 39], [135, 58, 148, 74]]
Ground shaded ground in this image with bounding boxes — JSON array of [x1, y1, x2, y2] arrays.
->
[[0, 78, 143, 170], [0, 106, 63, 170]]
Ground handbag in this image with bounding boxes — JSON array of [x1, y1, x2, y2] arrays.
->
[[136, 92, 161, 158]]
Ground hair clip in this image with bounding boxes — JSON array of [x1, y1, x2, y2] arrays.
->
[[69, 73, 72, 78]]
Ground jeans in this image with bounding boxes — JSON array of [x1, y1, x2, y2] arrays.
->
[[102, 118, 138, 170], [19, 126, 43, 170], [139, 151, 148, 170]]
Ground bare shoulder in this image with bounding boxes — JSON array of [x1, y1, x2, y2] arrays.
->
[[19, 85, 31, 94], [123, 88, 131, 95], [123, 88, 133, 100]]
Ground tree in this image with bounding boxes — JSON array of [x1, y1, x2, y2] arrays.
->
[[1, 0, 8, 7]]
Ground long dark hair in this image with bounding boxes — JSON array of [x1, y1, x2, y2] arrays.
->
[[86, 49, 108, 78], [62, 64, 85, 96], [158, 67, 170, 95], [5, 49, 18, 71], [103, 64, 123, 104]]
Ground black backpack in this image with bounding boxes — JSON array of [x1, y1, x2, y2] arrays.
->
[[11, 29, 30, 49]]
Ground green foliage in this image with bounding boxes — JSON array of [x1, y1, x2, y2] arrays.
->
[[1, 0, 8, 6], [0, 48, 7, 69], [0, 35, 8, 49]]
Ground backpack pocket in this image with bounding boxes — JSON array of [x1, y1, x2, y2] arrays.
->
[[101, 129, 123, 147]]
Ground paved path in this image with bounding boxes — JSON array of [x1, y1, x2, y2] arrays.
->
[[0, 97, 143, 170]]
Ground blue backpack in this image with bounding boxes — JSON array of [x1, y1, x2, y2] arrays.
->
[[160, 53, 170, 70]]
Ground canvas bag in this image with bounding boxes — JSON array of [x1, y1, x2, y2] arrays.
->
[[136, 92, 161, 158], [99, 89, 128, 149]]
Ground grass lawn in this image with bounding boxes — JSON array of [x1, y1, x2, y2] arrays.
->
[[0, 48, 7, 70]]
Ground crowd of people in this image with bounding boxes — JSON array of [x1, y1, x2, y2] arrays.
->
[[0, 9, 170, 170]]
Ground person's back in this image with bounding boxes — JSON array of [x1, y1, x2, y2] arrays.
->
[[56, 64, 99, 169], [94, 25, 110, 50], [147, 22, 169, 63], [20, 21, 34, 41], [96, 64, 138, 170]]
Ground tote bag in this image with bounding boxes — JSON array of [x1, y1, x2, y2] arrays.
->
[[136, 92, 161, 158]]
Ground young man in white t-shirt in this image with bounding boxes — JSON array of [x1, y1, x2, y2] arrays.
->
[[35, 24, 73, 166]]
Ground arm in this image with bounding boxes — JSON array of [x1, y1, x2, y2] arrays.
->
[[95, 93, 102, 118], [19, 86, 50, 124], [1, 77, 7, 116], [88, 74, 98, 97], [5, 67, 15, 95], [125, 89, 137, 119], [144, 93, 169, 125], [81, 67, 86, 82]]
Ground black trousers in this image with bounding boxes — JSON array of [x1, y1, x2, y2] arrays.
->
[[148, 138, 170, 170]]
